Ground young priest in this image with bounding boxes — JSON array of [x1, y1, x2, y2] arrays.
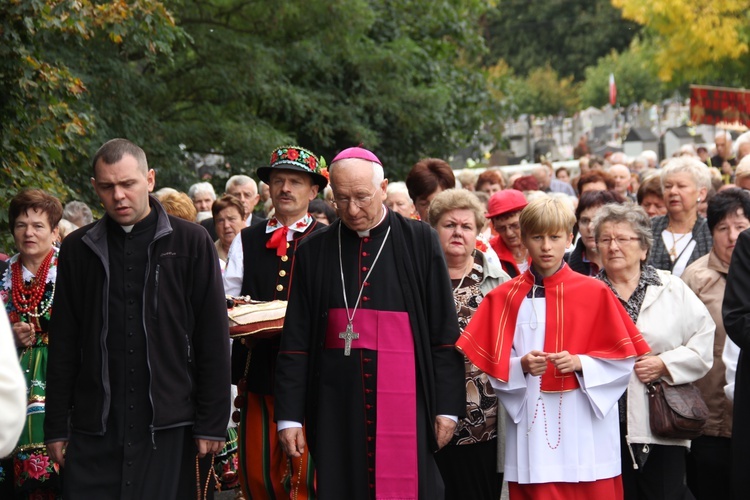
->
[[457, 196, 650, 500]]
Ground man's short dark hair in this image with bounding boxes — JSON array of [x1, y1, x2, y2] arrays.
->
[[92, 139, 148, 177]]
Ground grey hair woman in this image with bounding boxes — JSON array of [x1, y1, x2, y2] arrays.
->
[[427, 188, 509, 500], [649, 156, 713, 276], [593, 202, 715, 500]]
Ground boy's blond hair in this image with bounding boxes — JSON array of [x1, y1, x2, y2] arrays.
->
[[519, 196, 576, 236]]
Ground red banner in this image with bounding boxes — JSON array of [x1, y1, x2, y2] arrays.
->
[[690, 85, 750, 127]]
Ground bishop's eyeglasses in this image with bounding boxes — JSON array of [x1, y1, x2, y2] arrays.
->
[[333, 191, 378, 209]]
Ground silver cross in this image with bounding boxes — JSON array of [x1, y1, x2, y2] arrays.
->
[[339, 323, 359, 356]]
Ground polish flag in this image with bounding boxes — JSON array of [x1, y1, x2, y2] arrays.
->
[[609, 73, 617, 106]]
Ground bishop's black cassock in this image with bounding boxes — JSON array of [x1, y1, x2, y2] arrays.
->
[[275, 209, 465, 499]]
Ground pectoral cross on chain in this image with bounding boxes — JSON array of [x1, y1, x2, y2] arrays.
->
[[339, 323, 359, 356]]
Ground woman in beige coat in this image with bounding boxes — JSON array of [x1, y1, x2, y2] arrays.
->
[[681, 188, 750, 499]]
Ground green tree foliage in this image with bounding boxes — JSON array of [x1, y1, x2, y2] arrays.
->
[[1, 0, 497, 253], [578, 39, 665, 107], [506, 64, 580, 117], [485, 0, 641, 81], [157, 0, 497, 181], [0, 0, 181, 250]]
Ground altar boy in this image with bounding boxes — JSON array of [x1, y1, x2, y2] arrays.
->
[[457, 196, 650, 500]]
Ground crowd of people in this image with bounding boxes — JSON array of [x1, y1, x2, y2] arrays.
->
[[0, 133, 749, 500]]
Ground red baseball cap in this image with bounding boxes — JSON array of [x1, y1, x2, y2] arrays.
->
[[485, 189, 528, 219]]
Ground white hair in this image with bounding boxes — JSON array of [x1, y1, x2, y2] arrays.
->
[[62, 200, 93, 226], [734, 131, 750, 155], [225, 175, 257, 194], [386, 181, 412, 200], [385, 181, 409, 196], [609, 152, 629, 165], [609, 163, 630, 174], [736, 156, 750, 180], [641, 150, 658, 165], [329, 158, 384, 190], [187, 182, 216, 201], [660, 156, 712, 192], [679, 144, 697, 156], [715, 130, 732, 142]]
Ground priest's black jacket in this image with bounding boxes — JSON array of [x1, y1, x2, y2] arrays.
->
[[274, 209, 465, 499], [723, 228, 750, 499]]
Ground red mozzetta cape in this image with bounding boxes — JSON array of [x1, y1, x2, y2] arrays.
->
[[457, 264, 650, 392]]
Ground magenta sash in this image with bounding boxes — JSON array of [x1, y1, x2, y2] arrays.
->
[[325, 308, 418, 500]]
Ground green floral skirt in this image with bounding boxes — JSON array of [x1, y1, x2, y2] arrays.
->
[[0, 344, 62, 499]]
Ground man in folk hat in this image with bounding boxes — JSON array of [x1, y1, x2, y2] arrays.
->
[[486, 189, 530, 278], [224, 146, 327, 499], [275, 147, 465, 499]]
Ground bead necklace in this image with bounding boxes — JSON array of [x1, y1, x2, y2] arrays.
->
[[526, 377, 564, 450], [284, 454, 304, 500], [11, 250, 55, 316], [195, 453, 220, 500]]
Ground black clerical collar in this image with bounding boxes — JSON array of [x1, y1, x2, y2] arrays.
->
[[529, 262, 564, 285], [526, 262, 565, 298]]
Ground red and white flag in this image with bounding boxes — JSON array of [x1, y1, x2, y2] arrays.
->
[[609, 73, 617, 106]]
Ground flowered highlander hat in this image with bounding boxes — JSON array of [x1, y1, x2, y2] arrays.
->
[[257, 145, 328, 191]]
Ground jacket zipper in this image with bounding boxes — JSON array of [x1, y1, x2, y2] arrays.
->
[[144, 248, 158, 449], [153, 264, 160, 315]]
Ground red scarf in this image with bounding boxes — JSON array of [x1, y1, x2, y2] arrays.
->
[[265, 225, 289, 257]]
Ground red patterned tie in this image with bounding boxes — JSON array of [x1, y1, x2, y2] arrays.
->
[[266, 226, 289, 257]]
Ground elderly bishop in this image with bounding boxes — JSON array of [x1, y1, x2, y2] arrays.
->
[[275, 147, 465, 499]]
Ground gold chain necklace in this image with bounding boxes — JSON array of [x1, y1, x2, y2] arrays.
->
[[667, 223, 693, 261]]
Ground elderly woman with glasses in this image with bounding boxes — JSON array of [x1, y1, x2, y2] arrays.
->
[[593, 203, 715, 500], [427, 189, 509, 500]]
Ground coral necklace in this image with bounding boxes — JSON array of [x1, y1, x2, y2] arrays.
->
[[11, 249, 55, 318]]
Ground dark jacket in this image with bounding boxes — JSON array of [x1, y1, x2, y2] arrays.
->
[[723, 229, 750, 498], [567, 237, 594, 276], [45, 197, 230, 442], [648, 215, 712, 273]]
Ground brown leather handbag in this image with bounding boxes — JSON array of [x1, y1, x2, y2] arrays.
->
[[647, 381, 709, 440]]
